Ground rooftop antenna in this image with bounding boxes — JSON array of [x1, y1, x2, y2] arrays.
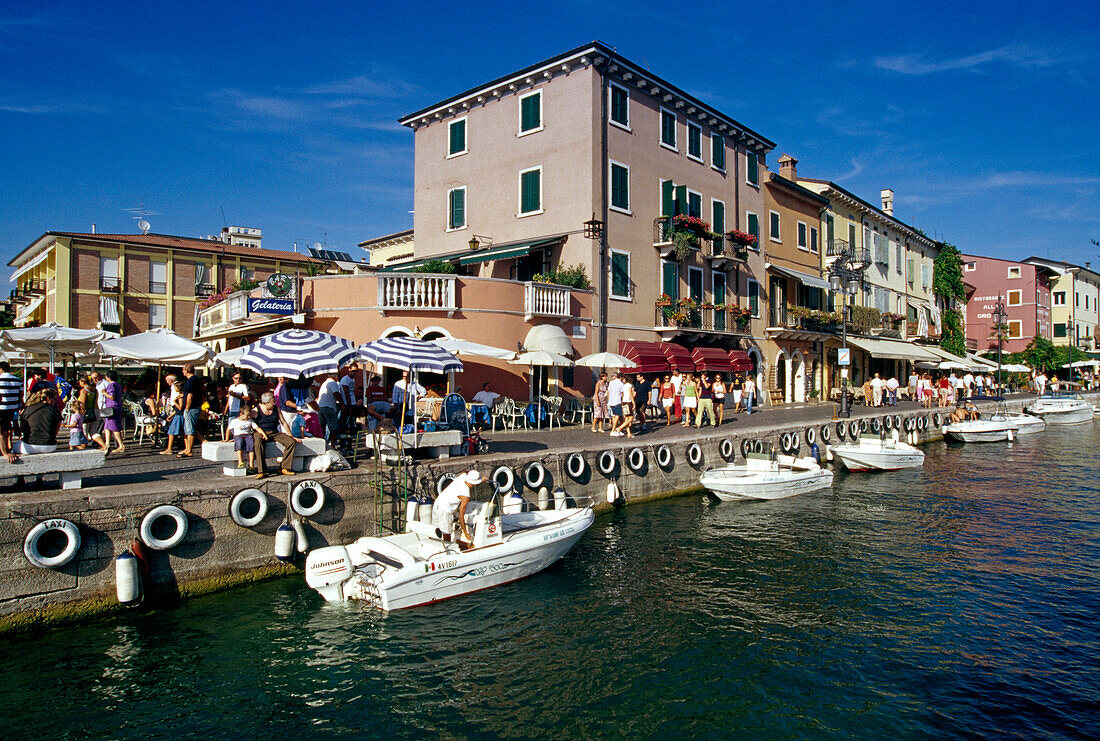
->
[[124, 200, 160, 234], [220, 206, 228, 227]]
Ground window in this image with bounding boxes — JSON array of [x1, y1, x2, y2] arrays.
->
[[448, 117, 467, 156], [688, 267, 703, 303], [1053, 291, 1066, 306], [1054, 323, 1068, 338], [99, 256, 119, 291], [747, 279, 760, 317], [519, 167, 541, 215], [662, 260, 679, 300], [609, 161, 630, 212], [848, 223, 857, 250], [610, 250, 630, 299], [907, 258, 915, 286], [1008, 320, 1022, 339], [149, 302, 167, 329], [149, 260, 167, 294], [921, 264, 930, 290], [1074, 292, 1079, 307], [661, 179, 676, 218], [1007, 289, 1022, 306], [746, 151, 759, 185], [609, 84, 629, 128], [797, 221, 808, 250], [810, 227, 818, 253], [687, 123, 702, 160], [660, 109, 677, 149], [895, 240, 902, 273], [519, 91, 541, 134], [239, 267, 254, 282], [769, 211, 781, 242], [448, 187, 466, 230], [746, 212, 760, 245], [712, 200, 725, 251], [965, 261, 976, 271], [1007, 266, 1021, 279], [687, 191, 701, 219], [711, 134, 725, 171]]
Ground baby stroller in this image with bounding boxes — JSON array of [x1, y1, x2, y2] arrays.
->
[[443, 393, 490, 456]]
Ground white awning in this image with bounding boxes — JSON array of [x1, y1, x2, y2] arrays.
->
[[14, 295, 45, 325], [767, 264, 831, 291], [10, 249, 48, 283], [846, 336, 940, 362], [99, 297, 120, 326]]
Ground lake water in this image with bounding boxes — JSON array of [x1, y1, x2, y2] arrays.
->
[[3, 423, 1098, 739]]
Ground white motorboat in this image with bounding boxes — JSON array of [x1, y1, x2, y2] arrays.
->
[[1003, 412, 1046, 434], [700, 452, 833, 501], [305, 499, 593, 610], [828, 434, 925, 472], [1025, 389, 1095, 425], [944, 397, 1020, 443]]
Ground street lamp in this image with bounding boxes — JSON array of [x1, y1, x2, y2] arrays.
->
[[992, 298, 1006, 394], [828, 243, 868, 419]]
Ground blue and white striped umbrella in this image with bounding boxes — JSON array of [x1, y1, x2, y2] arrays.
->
[[358, 336, 463, 374], [237, 329, 358, 378]]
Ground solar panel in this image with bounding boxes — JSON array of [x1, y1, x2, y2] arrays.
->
[[307, 247, 354, 262]]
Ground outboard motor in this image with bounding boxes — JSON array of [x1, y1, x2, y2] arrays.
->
[[305, 546, 354, 603]]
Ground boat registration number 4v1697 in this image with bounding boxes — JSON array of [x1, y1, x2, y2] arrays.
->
[[543, 525, 576, 542], [424, 559, 458, 573]]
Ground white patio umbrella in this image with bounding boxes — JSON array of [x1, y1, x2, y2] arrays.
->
[[431, 337, 517, 360], [97, 328, 215, 411], [212, 346, 248, 368], [508, 350, 573, 429], [574, 352, 638, 369], [1, 322, 118, 372]]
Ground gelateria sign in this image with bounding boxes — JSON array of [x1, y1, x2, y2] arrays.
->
[[248, 297, 295, 315]]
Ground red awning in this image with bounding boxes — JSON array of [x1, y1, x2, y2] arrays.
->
[[660, 342, 695, 372], [618, 339, 669, 374], [691, 347, 732, 373], [728, 350, 754, 372]]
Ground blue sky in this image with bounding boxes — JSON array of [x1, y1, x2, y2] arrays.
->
[[1, 0, 1097, 267]]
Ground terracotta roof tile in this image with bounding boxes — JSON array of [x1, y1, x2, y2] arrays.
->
[[47, 232, 318, 263]]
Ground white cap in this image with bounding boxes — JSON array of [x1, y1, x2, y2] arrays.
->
[[464, 470, 483, 485]]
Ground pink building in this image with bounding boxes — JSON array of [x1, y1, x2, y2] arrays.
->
[[962, 254, 1055, 353]]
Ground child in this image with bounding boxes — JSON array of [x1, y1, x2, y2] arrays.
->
[[67, 400, 89, 450], [226, 405, 256, 470]]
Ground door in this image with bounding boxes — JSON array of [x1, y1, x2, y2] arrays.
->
[[770, 275, 786, 327], [713, 272, 727, 331]]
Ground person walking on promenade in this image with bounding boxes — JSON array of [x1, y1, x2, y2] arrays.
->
[[680, 374, 698, 427], [178, 363, 204, 457], [660, 375, 675, 426], [607, 372, 624, 437], [614, 375, 635, 439], [0, 361, 22, 463], [937, 374, 950, 408], [252, 392, 299, 478], [871, 373, 884, 407], [713, 375, 727, 426], [743, 374, 756, 414], [592, 372, 610, 432], [670, 369, 683, 422], [315, 372, 344, 445], [92, 369, 125, 456], [732, 373, 743, 413], [1035, 371, 1047, 396], [907, 370, 919, 403], [633, 373, 652, 432], [885, 375, 899, 407], [696, 373, 716, 427]]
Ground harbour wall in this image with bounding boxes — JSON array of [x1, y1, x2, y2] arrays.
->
[[0, 404, 1011, 632]]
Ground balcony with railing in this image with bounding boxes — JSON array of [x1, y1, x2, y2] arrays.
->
[[524, 282, 571, 321], [654, 302, 751, 335], [826, 239, 871, 267], [767, 305, 842, 336], [197, 291, 251, 334], [9, 279, 46, 304], [377, 274, 457, 316]]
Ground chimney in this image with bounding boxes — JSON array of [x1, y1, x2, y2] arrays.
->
[[91, 223, 96, 234], [881, 189, 894, 215], [778, 153, 798, 182]]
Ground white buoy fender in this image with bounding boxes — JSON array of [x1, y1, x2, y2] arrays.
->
[[718, 439, 735, 462], [597, 450, 617, 476], [825, 446, 834, 462], [491, 466, 515, 493], [565, 453, 586, 480], [821, 424, 832, 444], [229, 488, 269, 528], [139, 505, 188, 551], [290, 480, 325, 517], [805, 427, 816, 446], [503, 492, 526, 514], [656, 444, 673, 468], [419, 496, 434, 524], [275, 523, 296, 561], [627, 447, 646, 472], [23, 518, 82, 569], [536, 486, 550, 510], [292, 519, 309, 553], [686, 443, 703, 466], [552, 486, 568, 510], [405, 497, 419, 525], [606, 482, 620, 503], [115, 551, 142, 606], [523, 462, 546, 490]]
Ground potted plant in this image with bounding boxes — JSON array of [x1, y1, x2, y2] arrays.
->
[[655, 293, 673, 307], [727, 229, 758, 248]]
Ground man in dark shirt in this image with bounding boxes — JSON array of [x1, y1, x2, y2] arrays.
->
[[179, 363, 205, 457], [251, 391, 300, 478], [633, 373, 652, 432]]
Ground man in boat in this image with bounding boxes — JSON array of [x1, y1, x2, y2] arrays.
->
[[432, 470, 485, 549]]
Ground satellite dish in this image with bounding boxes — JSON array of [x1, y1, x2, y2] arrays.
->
[[138, 220, 151, 234]]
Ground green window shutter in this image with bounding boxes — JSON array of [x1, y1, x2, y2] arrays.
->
[[448, 189, 465, 229], [810, 227, 818, 252], [688, 125, 701, 158], [611, 163, 629, 210], [798, 222, 807, 248], [448, 119, 465, 155], [713, 273, 726, 303], [747, 152, 759, 184], [748, 281, 759, 315], [662, 261, 679, 300], [611, 252, 630, 297], [610, 86, 628, 126], [674, 185, 687, 216], [661, 111, 676, 146], [520, 170, 540, 213], [712, 201, 725, 233], [688, 192, 701, 218], [661, 180, 675, 217], [747, 213, 759, 241], [770, 212, 780, 239], [521, 93, 541, 132], [712, 135, 725, 170]]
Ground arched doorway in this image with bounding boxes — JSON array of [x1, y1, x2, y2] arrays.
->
[[775, 349, 788, 404], [792, 350, 806, 403]]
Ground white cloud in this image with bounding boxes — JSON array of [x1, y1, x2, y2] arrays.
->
[[874, 44, 1071, 75]]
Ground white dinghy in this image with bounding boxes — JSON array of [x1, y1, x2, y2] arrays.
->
[[829, 434, 925, 472], [700, 450, 833, 501], [305, 495, 593, 610], [1025, 386, 1095, 425]]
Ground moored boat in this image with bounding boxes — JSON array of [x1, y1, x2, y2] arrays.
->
[[305, 497, 593, 610], [1025, 388, 1094, 425], [1003, 412, 1046, 434], [829, 434, 925, 472], [700, 451, 833, 501]]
